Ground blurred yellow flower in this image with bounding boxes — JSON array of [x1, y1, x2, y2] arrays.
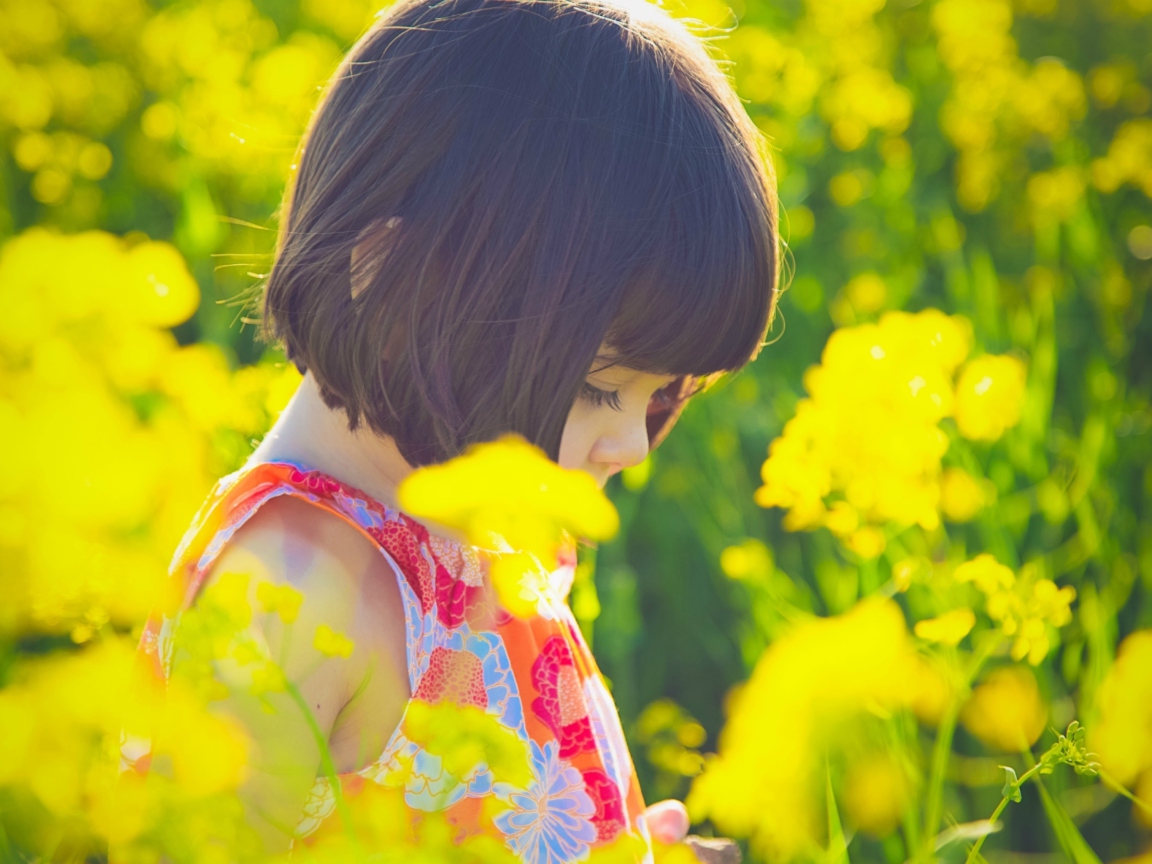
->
[[719, 538, 774, 581], [842, 754, 910, 836], [960, 666, 1046, 752], [952, 555, 1074, 664], [402, 700, 532, 790], [313, 624, 354, 659], [939, 467, 987, 522], [1091, 630, 1152, 787], [399, 436, 618, 559], [256, 581, 304, 624], [914, 608, 976, 646], [954, 354, 1028, 441], [154, 681, 251, 796], [688, 598, 921, 859], [399, 435, 618, 616]]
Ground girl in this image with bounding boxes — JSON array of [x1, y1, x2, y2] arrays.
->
[[132, 0, 778, 858]]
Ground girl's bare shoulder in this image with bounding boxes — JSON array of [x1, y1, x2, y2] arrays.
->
[[200, 494, 407, 699]]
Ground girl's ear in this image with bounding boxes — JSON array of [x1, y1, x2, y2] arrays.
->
[[645, 375, 694, 450], [350, 216, 403, 300]]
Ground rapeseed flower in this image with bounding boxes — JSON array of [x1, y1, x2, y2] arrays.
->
[[688, 598, 923, 860], [842, 754, 911, 836], [953, 554, 1075, 664], [313, 624, 355, 659], [914, 608, 976, 646], [398, 436, 618, 617], [0, 228, 300, 640], [1091, 630, 1152, 788], [960, 666, 1047, 752], [954, 354, 1028, 441], [756, 309, 976, 549], [939, 467, 988, 522]]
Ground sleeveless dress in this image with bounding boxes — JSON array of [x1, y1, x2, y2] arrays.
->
[[125, 461, 654, 863]]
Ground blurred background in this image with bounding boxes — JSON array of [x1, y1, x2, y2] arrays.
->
[[0, 0, 1149, 861]]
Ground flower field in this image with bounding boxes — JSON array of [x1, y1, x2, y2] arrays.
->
[[0, 0, 1149, 862]]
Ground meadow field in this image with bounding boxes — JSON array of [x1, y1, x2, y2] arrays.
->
[[0, 0, 1150, 861]]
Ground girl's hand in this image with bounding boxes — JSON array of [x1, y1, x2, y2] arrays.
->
[[644, 799, 690, 844], [644, 799, 743, 864]]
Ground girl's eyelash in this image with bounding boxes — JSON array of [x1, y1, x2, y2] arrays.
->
[[580, 382, 623, 411]]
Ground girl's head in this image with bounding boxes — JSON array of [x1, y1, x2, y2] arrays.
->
[[264, 0, 779, 469]]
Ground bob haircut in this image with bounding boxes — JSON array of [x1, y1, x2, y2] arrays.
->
[[264, 0, 779, 467]]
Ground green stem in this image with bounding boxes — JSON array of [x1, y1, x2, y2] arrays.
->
[[963, 764, 1043, 864], [922, 640, 999, 860], [922, 697, 960, 859], [285, 681, 356, 842], [1099, 768, 1152, 820]]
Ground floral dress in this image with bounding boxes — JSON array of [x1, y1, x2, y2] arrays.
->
[[126, 461, 654, 863]]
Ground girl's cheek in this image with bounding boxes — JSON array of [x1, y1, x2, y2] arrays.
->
[[557, 405, 596, 472]]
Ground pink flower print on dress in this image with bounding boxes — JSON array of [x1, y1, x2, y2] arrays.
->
[[370, 518, 436, 614], [582, 767, 626, 844], [288, 468, 343, 496], [413, 646, 488, 708], [531, 636, 595, 758]]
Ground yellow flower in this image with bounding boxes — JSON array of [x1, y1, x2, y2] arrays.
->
[[952, 556, 1074, 664], [1090, 630, 1152, 787], [399, 436, 618, 618], [846, 526, 886, 558], [756, 310, 973, 547], [954, 553, 1015, 595], [402, 700, 531, 790], [954, 354, 1028, 441], [398, 435, 618, 563], [960, 666, 1046, 752], [313, 624, 354, 659], [719, 538, 774, 581], [914, 608, 976, 646], [155, 680, 251, 796], [908, 654, 953, 726], [688, 598, 917, 859], [842, 754, 911, 836], [256, 581, 303, 624], [939, 467, 986, 522]]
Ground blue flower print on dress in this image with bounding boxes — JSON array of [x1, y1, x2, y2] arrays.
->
[[494, 739, 597, 864]]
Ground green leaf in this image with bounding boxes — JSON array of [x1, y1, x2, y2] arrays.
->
[[934, 820, 1003, 852], [1001, 766, 1022, 803], [1034, 776, 1103, 864], [826, 764, 850, 864]]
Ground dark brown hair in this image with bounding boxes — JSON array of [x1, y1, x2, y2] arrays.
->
[[264, 0, 778, 467]]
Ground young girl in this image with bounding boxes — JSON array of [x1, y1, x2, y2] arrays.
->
[[132, 0, 778, 857]]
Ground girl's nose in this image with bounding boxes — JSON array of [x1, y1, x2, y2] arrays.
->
[[599, 419, 654, 474]]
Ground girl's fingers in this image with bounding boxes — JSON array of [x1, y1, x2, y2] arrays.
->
[[644, 798, 690, 844]]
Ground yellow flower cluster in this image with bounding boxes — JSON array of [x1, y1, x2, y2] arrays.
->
[[687, 599, 926, 859], [724, 0, 912, 153], [0, 637, 255, 848], [755, 310, 1026, 557], [0, 228, 300, 639], [1091, 118, 1152, 198], [0, 0, 378, 217], [932, 0, 1086, 211], [398, 436, 619, 617], [635, 699, 708, 799], [953, 554, 1075, 665], [959, 665, 1047, 752]]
